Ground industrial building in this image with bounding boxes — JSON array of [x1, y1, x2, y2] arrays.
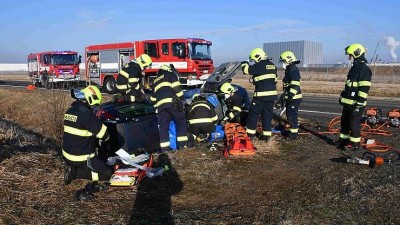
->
[[263, 40, 323, 67]]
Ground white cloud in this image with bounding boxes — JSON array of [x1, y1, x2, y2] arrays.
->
[[191, 19, 304, 36], [73, 10, 117, 29], [273, 26, 351, 39]]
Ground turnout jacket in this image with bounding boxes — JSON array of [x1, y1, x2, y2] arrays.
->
[[63, 101, 108, 161], [340, 59, 372, 107], [116, 61, 142, 94], [243, 59, 278, 101], [187, 100, 218, 125], [283, 64, 302, 100], [225, 92, 243, 120], [150, 67, 184, 112]]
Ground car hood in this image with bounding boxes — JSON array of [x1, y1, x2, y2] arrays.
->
[[201, 61, 242, 93]]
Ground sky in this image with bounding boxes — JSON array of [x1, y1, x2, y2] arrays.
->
[[0, 0, 399, 66]]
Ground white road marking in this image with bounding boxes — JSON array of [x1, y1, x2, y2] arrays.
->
[[299, 109, 341, 116]]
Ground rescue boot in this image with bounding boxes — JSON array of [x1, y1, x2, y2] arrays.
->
[[284, 132, 297, 141], [64, 165, 77, 185], [85, 181, 109, 193], [344, 141, 361, 152], [258, 135, 270, 142], [74, 188, 95, 202], [331, 138, 349, 149]]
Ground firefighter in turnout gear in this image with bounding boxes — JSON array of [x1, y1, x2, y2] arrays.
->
[[187, 94, 219, 144], [220, 82, 243, 124], [242, 48, 278, 141], [63, 86, 112, 200], [337, 43, 372, 151], [279, 51, 302, 140], [116, 54, 152, 103], [150, 64, 189, 152]]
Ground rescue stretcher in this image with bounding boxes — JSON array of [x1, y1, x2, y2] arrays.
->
[[223, 123, 256, 156], [107, 150, 156, 187]]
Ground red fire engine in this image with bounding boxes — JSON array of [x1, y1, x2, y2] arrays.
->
[[27, 51, 81, 88], [85, 38, 214, 94]]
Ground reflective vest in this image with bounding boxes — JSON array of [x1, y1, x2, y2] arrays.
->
[[225, 92, 243, 120], [283, 64, 302, 100], [116, 61, 142, 94], [340, 61, 372, 107], [150, 68, 184, 112], [63, 101, 107, 161], [246, 59, 278, 101], [188, 101, 218, 125]]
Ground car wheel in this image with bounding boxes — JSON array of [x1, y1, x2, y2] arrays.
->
[[103, 77, 117, 94]]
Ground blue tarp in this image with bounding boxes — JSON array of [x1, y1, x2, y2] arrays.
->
[[169, 121, 177, 150]]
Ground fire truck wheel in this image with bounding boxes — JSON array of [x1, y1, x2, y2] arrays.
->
[[103, 77, 117, 94]]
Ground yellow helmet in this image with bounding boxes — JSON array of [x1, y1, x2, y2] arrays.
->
[[279, 51, 298, 64], [159, 64, 172, 72], [345, 43, 366, 58], [249, 48, 267, 63], [220, 82, 234, 94], [137, 54, 153, 70], [81, 85, 102, 106]]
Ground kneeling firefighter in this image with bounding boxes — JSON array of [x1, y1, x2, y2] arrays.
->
[[187, 94, 219, 144], [150, 64, 189, 152], [63, 85, 112, 200], [220, 82, 244, 124], [337, 43, 372, 151], [279, 51, 302, 140]]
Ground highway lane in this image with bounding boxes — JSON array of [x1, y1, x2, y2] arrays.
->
[[1, 79, 398, 121]]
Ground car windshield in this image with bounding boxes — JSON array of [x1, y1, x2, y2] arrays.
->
[[48, 54, 79, 65], [115, 103, 156, 118], [190, 43, 211, 60]]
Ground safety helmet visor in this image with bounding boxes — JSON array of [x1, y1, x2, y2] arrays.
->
[[71, 89, 85, 100]]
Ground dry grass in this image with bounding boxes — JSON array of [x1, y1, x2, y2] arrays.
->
[[253, 135, 281, 155], [1, 83, 400, 224], [0, 88, 73, 143]]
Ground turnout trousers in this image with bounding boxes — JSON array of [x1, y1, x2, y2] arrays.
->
[[158, 107, 188, 151], [340, 106, 363, 145], [65, 156, 112, 181], [286, 99, 302, 135], [246, 98, 274, 138]]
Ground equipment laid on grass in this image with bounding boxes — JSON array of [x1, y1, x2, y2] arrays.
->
[[387, 108, 400, 127], [223, 123, 256, 156], [107, 149, 158, 187], [343, 151, 384, 168], [364, 107, 383, 126]]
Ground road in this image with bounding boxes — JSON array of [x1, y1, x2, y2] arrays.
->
[[0, 79, 398, 121]]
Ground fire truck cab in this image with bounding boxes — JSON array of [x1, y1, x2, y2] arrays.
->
[[85, 38, 214, 94], [27, 51, 81, 88]]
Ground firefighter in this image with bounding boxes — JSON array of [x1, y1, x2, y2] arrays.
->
[[279, 51, 302, 140], [336, 43, 372, 151], [187, 94, 219, 144], [116, 54, 152, 103], [63, 85, 112, 200], [241, 48, 278, 141], [220, 82, 243, 124], [150, 64, 189, 152]]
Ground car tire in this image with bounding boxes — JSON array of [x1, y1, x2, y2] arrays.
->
[[103, 76, 117, 94]]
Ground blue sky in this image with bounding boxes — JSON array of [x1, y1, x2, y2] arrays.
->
[[0, 0, 399, 65]]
